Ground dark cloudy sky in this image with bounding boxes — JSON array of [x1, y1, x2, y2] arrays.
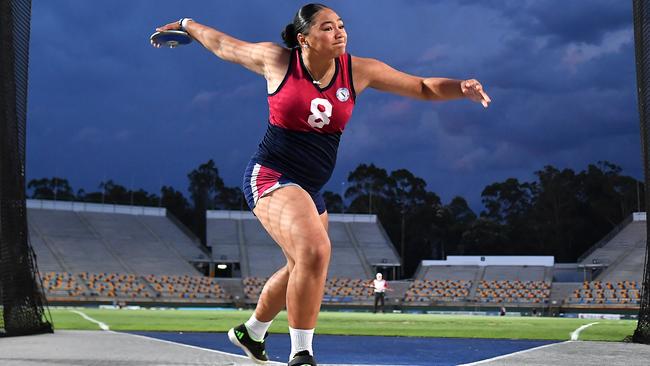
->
[[27, 0, 639, 211]]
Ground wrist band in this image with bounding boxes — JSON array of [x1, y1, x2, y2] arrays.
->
[[178, 18, 193, 31]]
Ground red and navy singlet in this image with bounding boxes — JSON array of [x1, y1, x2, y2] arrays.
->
[[252, 47, 356, 193]]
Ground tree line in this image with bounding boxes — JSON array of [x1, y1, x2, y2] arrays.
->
[[27, 160, 643, 278]]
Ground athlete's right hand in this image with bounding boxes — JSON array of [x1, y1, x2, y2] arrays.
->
[[155, 20, 182, 32], [151, 21, 182, 48]]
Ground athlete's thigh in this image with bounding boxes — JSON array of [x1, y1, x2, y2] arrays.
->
[[253, 185, 329, 260]]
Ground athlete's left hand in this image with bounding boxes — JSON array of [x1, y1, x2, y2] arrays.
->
[[461, 79, 491, 108]]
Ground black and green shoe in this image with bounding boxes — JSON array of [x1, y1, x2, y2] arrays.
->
[[227, 323, 269, 364], [288, 350, 317, 366]]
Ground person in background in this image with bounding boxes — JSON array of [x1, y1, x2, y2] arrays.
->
[[371, 273, 391, 313]]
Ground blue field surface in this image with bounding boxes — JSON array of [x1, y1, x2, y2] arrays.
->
[[130, 331, 558, 365]]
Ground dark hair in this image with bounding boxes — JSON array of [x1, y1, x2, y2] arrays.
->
[[281, 3, 329, 48]]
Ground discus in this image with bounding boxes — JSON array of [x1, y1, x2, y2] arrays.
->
[[150, 30, 192, 48]]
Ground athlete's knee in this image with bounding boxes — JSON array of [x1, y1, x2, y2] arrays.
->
[[296, 239, 331, 274]]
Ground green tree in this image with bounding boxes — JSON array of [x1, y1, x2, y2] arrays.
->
[[581, 161, 643, 226], [461, 217, 509, 254], [322, 191, 344, 213], [346, 165, 445, 278], [188, 159, 224, 244], [441, 196, 477, 256], [532, 166, 585, 260], [161, 185, 192, 227], [345, 163, 390, 214], [480, 178, 535, 253], [98, 180, 130, 204], [27, 177, 75, 201], [215, 186, 245, 210]]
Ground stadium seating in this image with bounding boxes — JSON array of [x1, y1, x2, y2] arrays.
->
[[348, 222, 400, 267], [323, 278, 374, 302], [80, 272, 153, 298], [29, 201, 646, 311], [41, 272, 231, 301], [28, 205, 202, 275], [41, 272, 84, 297], [207, 218, 240, 262], [567, 281, 641, 305], [580, 220, 645, 266], [476, 280, 550, 304], [144, 274, 231, 300], [403, 279, 471, 303], [243, 276, 267, 300], [242, 277, 376, 303], [206, 211, 381, 279]]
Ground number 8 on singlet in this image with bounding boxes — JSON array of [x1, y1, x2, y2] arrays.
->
[[308, 98, 332, 129]]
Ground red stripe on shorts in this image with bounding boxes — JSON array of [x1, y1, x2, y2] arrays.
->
[[255, 165, 282, 198]]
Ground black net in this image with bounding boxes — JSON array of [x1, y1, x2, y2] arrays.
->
[[634, 0, 650, 345], [0, 0, 53, 336]]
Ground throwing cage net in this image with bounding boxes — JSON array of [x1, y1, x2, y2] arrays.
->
[[0, 0, 53, 336], [634, 0, 650, 345]]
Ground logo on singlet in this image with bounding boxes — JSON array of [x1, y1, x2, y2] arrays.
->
[[336, 88, 350, 102]]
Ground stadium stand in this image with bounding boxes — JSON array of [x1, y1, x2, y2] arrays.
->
[[323, 278, 374, 303], [403, 279, 472, 303], [28, 208, 128, 273], [41, 272, 232, 303], [476, 280, 550, 304], [80, 272, 154, 299], [347, 222, 401, 269], [567, 281, 641, 305], [598, 244, 646, 282], [27, 226, 66, 273], [144, 274, 231, 300], [483, 265, 547, 282], [41, 272, 84, 298], [420, 265, 479, 281], [27, 200, 202, 275], [579, 218, 645, 266], [206, 211, 392, 279], [404, 266, 551, 304], [28, 199, 646, 313], [563, 213, 646, 307], [137, 215, 208, 262], [206, 217, 241, 263], [242, 219, 288, 277], [243, 276, 378, 304]]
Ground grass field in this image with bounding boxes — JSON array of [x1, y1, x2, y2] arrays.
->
[[49, 307, 637, 342]]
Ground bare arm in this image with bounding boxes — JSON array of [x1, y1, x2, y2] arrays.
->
[[154, 20, 288, 80], [352, 56, 491, 107]]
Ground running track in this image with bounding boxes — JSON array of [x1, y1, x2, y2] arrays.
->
[[130, 331, 558, 365]]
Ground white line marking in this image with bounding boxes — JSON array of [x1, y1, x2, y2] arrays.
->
[[570, 322, 599, 341], [70, 310, 110, 331], [457, 341, 571, 366], [113, 332, 407, 366], [112, 331, 281, 364]]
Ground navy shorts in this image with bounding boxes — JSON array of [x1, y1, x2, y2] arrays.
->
[[242, 159, 326, 214]]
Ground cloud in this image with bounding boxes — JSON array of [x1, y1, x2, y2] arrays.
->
[[25, 0, 642, 211], [463, 0, 631, 45], [562, 28, 633, 71], [190, 83, 259, 106], [72, 127, 102, 143]]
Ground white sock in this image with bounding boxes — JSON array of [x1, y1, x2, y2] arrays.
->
[[244, 314, 272, 342], [289, 327, 314, 359]]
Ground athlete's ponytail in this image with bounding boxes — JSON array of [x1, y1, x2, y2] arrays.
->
[[281, 3, 329, 48]]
